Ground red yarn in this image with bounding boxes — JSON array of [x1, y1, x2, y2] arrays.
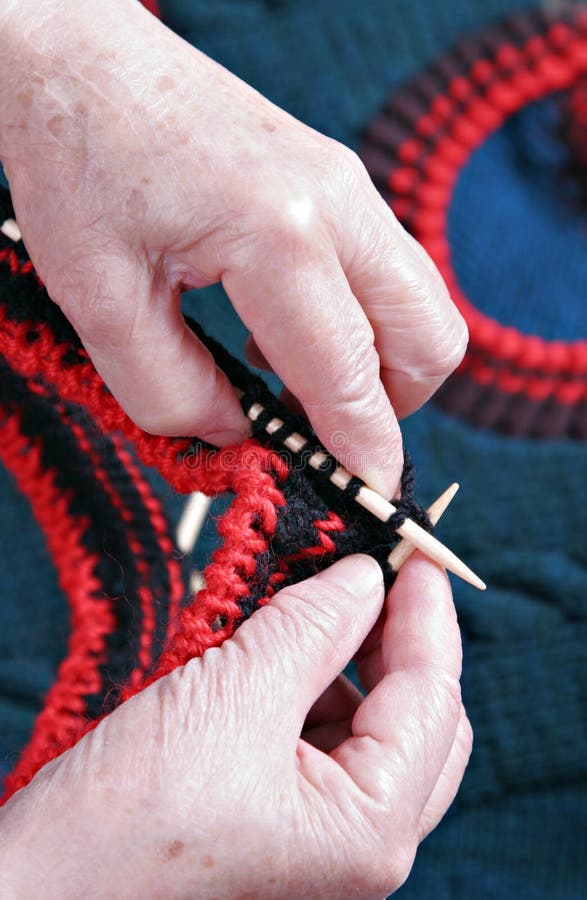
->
[[388, 16, 587, 396], [0, 294, 288, 495], [110, 435, 185, 650], [0, 409, 114, 799], [140, 0, 161, 19], [260, 512, 346, 603], [61, 411, 159, 682], [0, 238, 298, 800]]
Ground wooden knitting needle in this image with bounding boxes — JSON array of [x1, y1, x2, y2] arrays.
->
[[388, 482, 459, 573], [245, 400, 486, 590], [0, 218, 21, 242], [176, 491, 213, 555], [0, 215, 482, 586], [177, 491, 213, 597]]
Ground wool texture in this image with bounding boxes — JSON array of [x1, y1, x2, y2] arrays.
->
[[0, 186, 431, 800], [361, 4, 587, 438], [1, 2, 586, 897]]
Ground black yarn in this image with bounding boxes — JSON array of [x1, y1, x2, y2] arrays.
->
[[0, 191, 435, 623], [189, 311, 434, 603], [0, 360, 178, 717], [186, 315, 431, 530]]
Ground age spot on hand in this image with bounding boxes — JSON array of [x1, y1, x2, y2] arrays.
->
[[47, 114, 66, 138], [16, 88, 33, 108], [163, 840, 185, 861]]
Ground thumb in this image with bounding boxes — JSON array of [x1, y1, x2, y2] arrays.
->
[[54, 251, 250, 444], [232, 555, 384, 728]]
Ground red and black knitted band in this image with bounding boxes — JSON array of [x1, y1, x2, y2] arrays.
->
[[361, 3, 587, 439], [0, 185, 431, 801]]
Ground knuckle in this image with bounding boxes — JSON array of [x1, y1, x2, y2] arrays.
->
[[56, 279, 109, 338], [460, 711, 474, 760], [386, 839, 418, 893], [327, 139, 369, 183], [232, 189, 324, 264], [411, 308, 469, 384], [433, 673, 463, 725], [422, 673, 462, 752], [421, 303, 469, 381], [327, 328, 379, 404], [420, 283, 469, 379], [391, 672, 462, 761], [269, 195, 321, 247], [446, 312, 469, 369], [54, 257, 137, 351], [355, 835, 417, 896], [128, 406, 183, 436]]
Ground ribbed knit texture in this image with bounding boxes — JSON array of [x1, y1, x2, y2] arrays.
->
[[1, 1, 585, 896], [163, 3, 587, 896]]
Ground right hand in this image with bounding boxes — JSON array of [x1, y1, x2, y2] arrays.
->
[[0, 0, 467, 498]]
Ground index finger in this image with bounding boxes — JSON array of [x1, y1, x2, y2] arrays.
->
[[330, 554, 463, 834], [223, 241, 404, 497], [340, 177, 468, 420]]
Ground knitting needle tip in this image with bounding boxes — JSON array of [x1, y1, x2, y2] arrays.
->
[[176, 491, 213, 555], [396, 514, 485, 590], [388, 482, 459, 573], [0, 218, 21, 242], [243, 397, 486, 590]]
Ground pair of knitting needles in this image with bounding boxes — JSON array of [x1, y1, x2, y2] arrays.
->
[[177, 481, 462, 589], [179, 397, 484, 590], [245, 400, 485, 590], [2, 214, 484, 590]]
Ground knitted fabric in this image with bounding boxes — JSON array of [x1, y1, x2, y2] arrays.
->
[[361, 5, 587, 438], [153, 2, 587, 897], [0, 185, 431, 800], [1, 2, 586, 898]]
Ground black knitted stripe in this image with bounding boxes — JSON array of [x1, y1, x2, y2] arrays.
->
[[0, 361, 174, 718]]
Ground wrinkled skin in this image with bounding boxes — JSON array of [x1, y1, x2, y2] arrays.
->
[[0, 3, 471, 896], [0, 555, 471, 898], [0, 0, 467, 498]]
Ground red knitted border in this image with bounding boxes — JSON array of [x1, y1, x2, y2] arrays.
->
[[0, 231, 298, 798], [0, 299, 258, 493], [0, 408, 114, 799], [364, 10, 587, 409], [0, 405, 290, 799], [110, 434, 185, 653], [61, 407, 161, 682]]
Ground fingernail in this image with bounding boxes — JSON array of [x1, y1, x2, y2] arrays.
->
[[361, 469, 396, 502]]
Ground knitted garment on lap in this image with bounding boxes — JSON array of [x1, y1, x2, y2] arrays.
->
[[0, 186, 433, 800], [1, 2, 586, 898]]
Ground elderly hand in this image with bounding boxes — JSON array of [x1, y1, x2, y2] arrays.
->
[[0, 554, 472, 898], [0, 0, 467, 498]]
